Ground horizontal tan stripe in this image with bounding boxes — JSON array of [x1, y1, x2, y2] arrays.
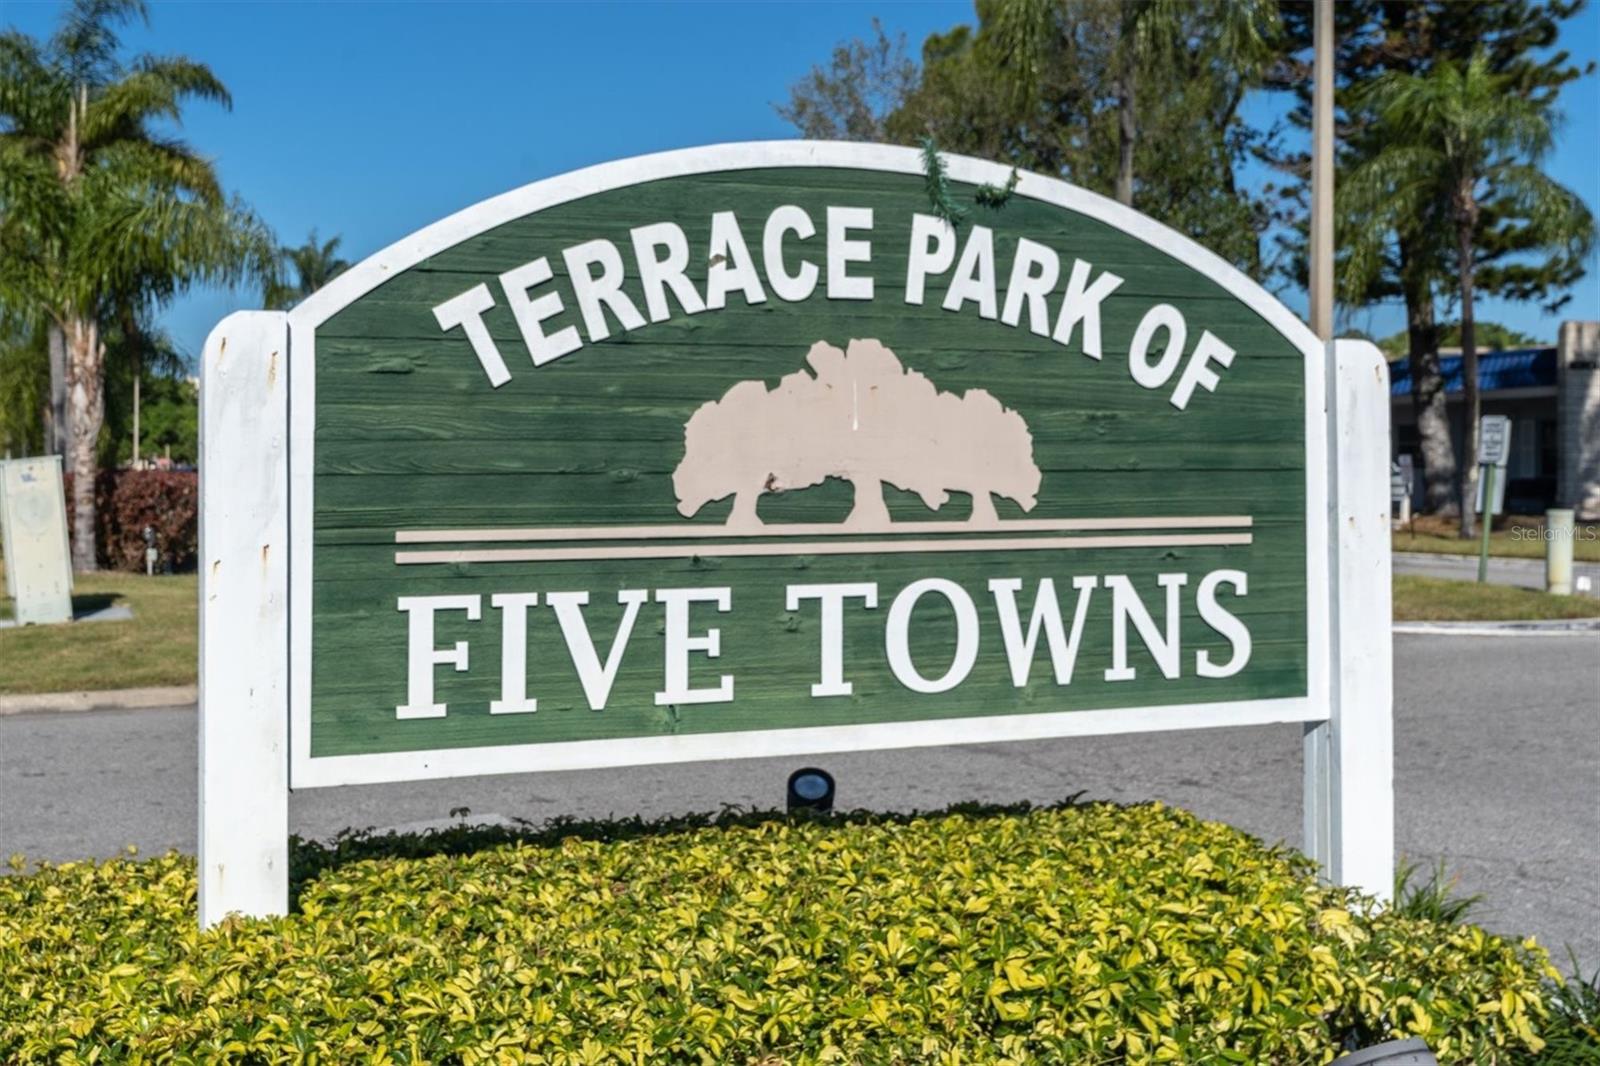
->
[[395, 531, 1253, 565], [395, 515, 1254, 544]]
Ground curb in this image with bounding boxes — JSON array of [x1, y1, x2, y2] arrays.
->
[[1392, 550, 1551, 568], [0, 685, 197, 716], [1393, 619, 1600, 637]]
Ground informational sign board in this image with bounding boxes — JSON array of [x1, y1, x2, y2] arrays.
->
[[0, 456, 73, 625], [1478, 414, 1511, 467], [1397, 454, 1415, 497], [198, 143, 1393, 925]]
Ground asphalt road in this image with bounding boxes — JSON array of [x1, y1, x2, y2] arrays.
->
[[2, 632, 1596, 970], [1393, 549, 1600, 597]]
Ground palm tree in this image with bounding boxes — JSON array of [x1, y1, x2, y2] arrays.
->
[[264, 230, 351, 310], [1343, 53, 1594, 537], [0, 0, 273, 569]]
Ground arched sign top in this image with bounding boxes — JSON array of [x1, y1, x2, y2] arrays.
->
[[274, 137, 1335, 798], [292, 140, 1321, 358]]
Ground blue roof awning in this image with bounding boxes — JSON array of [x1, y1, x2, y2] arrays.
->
[[1390, 347, 1557, 398]]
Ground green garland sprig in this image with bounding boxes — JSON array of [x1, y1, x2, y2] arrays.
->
[[919, 137, 967, 227], [920, 137, 1021, 227]]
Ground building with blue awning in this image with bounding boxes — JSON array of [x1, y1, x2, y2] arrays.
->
[[1389, 321, 1599, 518]]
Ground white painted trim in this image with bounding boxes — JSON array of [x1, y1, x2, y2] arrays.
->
[[394, 532, 1253, 566], [285, 141, 1333, 792], [396, 515, 1255, 543], [199, 311, 290, 926], [291, 695, 1326, 790], [292, 141, 1322, 353], [288, 313, 315, 786]]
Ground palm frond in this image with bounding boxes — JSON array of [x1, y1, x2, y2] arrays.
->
[[49, 0, 146, 85]]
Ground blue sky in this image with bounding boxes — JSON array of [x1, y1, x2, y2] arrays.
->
[[5, 0, 1596, 362]]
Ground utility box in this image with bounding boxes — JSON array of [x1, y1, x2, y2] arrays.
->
[[0, 456, 73, 625]]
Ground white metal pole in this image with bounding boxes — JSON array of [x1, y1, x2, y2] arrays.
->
[[198, 310, 291, 927]]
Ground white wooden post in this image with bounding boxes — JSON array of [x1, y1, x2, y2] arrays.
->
[[199, 310, 291, 927], [1305, 338, 1394, 900]]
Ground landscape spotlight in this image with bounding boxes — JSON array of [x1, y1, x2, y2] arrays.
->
[[786, 767, 835, 813], [1330, 1038, 1437, 1065]]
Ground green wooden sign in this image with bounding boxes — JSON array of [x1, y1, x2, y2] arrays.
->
[[269, 143, 1331, 787], [200, 143, 1398, 926]]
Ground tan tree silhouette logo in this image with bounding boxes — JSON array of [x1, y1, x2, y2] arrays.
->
[[673, 339, 1041, 530]]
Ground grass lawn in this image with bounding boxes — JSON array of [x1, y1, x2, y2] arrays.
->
[[1392, 513, 1600, 562], [1393, 574, 1600, 622], [0, 565, 197, 695]]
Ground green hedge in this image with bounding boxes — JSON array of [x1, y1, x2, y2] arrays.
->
[[0, 803, 1569, 1063]]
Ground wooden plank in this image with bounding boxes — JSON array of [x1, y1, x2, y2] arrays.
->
[[302, 161, 1310, 768]]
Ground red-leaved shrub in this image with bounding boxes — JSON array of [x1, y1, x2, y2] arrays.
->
[[64, 470, 198, 572]]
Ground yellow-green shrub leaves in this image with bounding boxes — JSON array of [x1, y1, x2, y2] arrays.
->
[[0, 804, 1560, 1063]]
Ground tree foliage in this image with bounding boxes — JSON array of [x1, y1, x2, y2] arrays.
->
[[1266, 0, 1594, 518], [264, 229, 351, 310], [781, 3, 1282, 274], [1375, 319, 1545, 358], [1345, 51, 1593, 534], [0, 314, 47, 457], [0, 0, 273, 567], [775, 18, 918, 142]]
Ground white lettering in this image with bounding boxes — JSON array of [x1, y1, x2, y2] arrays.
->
[[942, 224, 997, 319], [988, 576, 1097, 686], [763, 205, 819, 303], [499, 258, 582, 368], [1052, 259, 1125, 358], [546, 589, 648, 711], [1000, 238, 1060, 336], [905, 213, 957, 305], [1196, 569, 1251, 678], [1170, 329, 1236, 410], [786, 582, 879, 697], [433, 285, 510, 388], [826, 206, 874, 300], [655, 587, 734, 705], [1103, 573, 1187, 681], [563, 238, 647, 342], [1129, 303, 1188, 391], [489, 593, 539, 714], [631, 222, 705, 323], [705, 211, 767, 310], [396, 595, 481, 719], [885, 578, 979, 694]]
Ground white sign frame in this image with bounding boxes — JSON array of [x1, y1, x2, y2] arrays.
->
[[198, 141, 1392, 927]]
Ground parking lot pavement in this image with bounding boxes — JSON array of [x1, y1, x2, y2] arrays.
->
[[1393, 549, 1600, 597], [2, 632, 1596, 968]]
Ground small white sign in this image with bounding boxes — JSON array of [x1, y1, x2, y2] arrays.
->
[[1478, 415, 1511, 467], [0, 456, 73, 625]]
